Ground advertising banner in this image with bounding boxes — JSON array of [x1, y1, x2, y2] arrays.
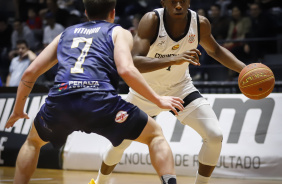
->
[[0, 93, 61, 168], [62, 94, 282, 179], [1, 92, 282, 179]]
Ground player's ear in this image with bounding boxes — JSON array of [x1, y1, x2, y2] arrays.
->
[[84, 10, 89, 19], [109, 9, 115, 23], [160, 0, 165, 8]]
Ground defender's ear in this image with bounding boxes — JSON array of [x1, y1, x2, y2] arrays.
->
[[109, 9, 116, 23]]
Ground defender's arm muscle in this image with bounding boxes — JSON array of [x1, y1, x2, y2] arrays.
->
[[132, 12, 176, 73]]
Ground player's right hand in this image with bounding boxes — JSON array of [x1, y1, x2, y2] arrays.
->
[[172, 49, 201, 66], [156, 96, 184, 116], [5, 112, 30, 129]]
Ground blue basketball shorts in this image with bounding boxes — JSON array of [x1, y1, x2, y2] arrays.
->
[[34, 91, 148, 148]]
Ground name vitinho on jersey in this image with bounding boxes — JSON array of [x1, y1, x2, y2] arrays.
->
[[155, 53, 178, 58], [74, 27, 101, 35]]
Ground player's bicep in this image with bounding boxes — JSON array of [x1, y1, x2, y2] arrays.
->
[[113, 27, 134, 70], [199, 16, 220, 54], [132, 12, 158, 57], [132, 34, 151, 57]]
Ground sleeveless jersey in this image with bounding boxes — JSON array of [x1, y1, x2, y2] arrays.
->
[[49, 21, 119, 96], [130, 8, 200, 97]]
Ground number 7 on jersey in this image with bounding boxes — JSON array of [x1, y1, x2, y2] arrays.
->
[[70, 37, 93, 73]]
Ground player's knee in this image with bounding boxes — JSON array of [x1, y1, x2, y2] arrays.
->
[[110, 141, 131, 153], [145, 133, 166, 146], [206, 130, 223, 146]]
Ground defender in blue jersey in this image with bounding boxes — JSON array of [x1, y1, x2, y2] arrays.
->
[[5, 1, 184, 184]]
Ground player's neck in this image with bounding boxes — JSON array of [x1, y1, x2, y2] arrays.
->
[[164, 12, 189, 39]]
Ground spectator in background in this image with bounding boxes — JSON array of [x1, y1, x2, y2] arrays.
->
[[0, 16, 13, 84], [223, 6, 251, 55], [40, 0, 70, 27], [43, 12, 64, 47], [223, 5, 251, 80], [215, 0, 231, 16], [26, 8, 42, 30], [0, 16, 13, 50], [244, 3, 276, 61], [6, 40, 36, 87], [210, 4, 230, 40], [12, 0, 47, 21], [129, 14, 141, 36], [10, 19, 39, 53], [57, 0, 75, 10]]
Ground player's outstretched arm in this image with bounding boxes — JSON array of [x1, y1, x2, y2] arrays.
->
[[199, 16, 246, 73], [5, 35, 60, 129], [132, 12, 201, 73], [113, 26, 184, 115]]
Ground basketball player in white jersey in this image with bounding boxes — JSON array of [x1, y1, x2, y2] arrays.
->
[[95, 0, 246, 184]]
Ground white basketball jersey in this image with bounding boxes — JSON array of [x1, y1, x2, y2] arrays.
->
[[130, 8, 200, 98]]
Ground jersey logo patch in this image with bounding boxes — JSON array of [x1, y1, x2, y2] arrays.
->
[[172, 44, 180, 50], [188, 34, 196, 43], [58, 83, 68, 91], [115, 111, 129, 123]]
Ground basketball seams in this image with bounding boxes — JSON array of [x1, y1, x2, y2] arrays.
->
[[241, 83, 274, 97], [239, 76, 274, 89], [238, 63, 275, 100], [239, 67, 273, 85]]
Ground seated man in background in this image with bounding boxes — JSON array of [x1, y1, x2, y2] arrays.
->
[[6, 40, 36, 87]]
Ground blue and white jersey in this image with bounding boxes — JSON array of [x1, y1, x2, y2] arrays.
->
[[49, 20, 119, 96]]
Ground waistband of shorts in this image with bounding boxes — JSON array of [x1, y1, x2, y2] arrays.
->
[[169, 91, 202, 115]]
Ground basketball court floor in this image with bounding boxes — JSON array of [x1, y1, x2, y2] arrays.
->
[[0, 167, 281, 184]]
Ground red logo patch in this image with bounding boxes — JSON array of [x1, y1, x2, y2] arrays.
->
[[188, 34, 195, 43], [115, 111, 129, 123]]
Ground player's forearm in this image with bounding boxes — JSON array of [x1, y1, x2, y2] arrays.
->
[[13, 72, 36, 114], [133, 56, 174, 73], [120, 66, 160, 105], [211, 46, 246, 73]]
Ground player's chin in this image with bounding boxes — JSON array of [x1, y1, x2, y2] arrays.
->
[[172, 13, 186, 19]]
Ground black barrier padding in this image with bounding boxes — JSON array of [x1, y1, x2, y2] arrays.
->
[[0, 132, 61, 169], [0, 92, 61, 169]]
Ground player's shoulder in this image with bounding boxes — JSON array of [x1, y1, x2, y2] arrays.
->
[[137, 10, 160, 39], [112, 26, 132, 41], [198, 15, 211, 32], [141, 11, 159, 25], [198, 15, 210, 25]]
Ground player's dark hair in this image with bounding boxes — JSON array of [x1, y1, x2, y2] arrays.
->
[[83, 0, 116, 20]]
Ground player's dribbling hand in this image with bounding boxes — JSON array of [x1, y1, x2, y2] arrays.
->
[[156, 96, 184, 116], [173, 49, 201, 66], [5, 112, 30, 129]]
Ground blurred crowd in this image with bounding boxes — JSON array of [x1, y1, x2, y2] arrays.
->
[[0, 0, 282, 88]]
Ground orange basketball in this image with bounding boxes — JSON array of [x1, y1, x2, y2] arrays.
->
[[238, 63, 275, 100]]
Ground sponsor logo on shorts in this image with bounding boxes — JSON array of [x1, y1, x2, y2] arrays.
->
[[115, 111, 129, 123]]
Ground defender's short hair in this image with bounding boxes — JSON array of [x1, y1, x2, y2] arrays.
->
[[83, 0, 116, 20]]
